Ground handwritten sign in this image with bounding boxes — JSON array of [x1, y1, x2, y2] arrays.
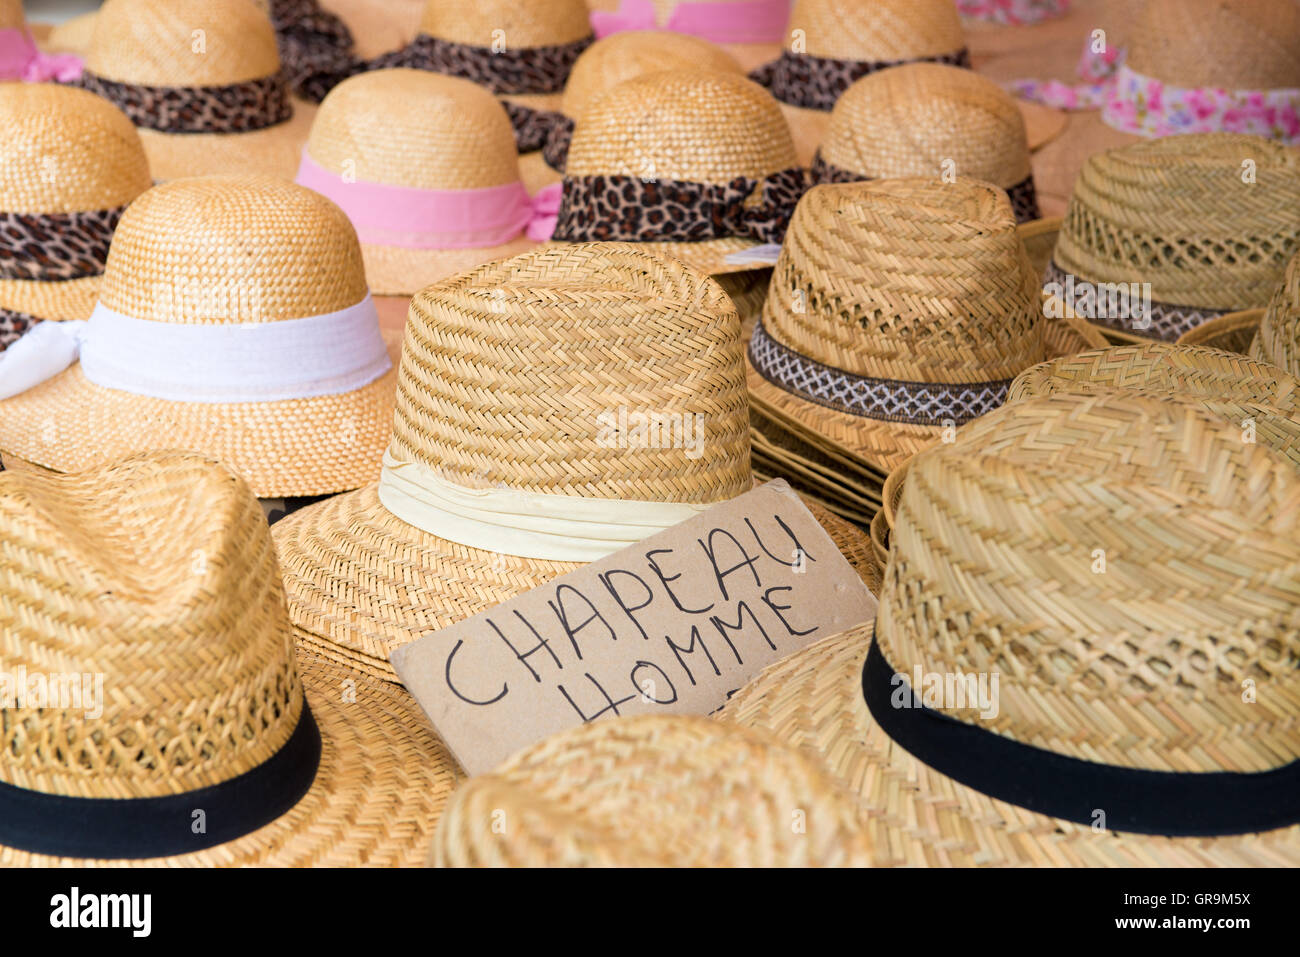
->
[[391, 480, 878, 775]]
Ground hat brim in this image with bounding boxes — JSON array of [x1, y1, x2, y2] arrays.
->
[[0, 274, 101, 322], [361, 236, 541, 297], [139, 100, 317, 182], [0, 330, 402, 498], [719, 624, 1300, 866], [272, 481, 883, 683], [0, 646, 461, 867], [518, 150, 565, 194], [546, 235, 766, 276], [1174, 308, 1264, 355]]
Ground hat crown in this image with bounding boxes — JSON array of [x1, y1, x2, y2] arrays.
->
[[764, 177, 1043, 382], [393, 243, 752, 504], [307, 70, 522, 191], [822, 63, 1030, 187], [1129, 0, 1300, 89], [1255, 250, 1300, 375], [785, 0, 965, 60], [0, 84, 151, 214], [419, 0, 592, 47], [99, 175, 368, 325], [565, 70, 798, 183], [879, 391, 1300, 773], [86, 0, 281, 86], [0, 453, 303, 799]]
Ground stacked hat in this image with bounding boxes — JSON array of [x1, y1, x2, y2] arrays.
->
[[0, 83, 150, 350], [74, 0, 315, 182], [0, 451, 458, 866], [0, 0, 82, 81], [587, 0, 787, 72], [722, 390, 1300, 866], [272, 243, 878, 683], [749, 0, 970, 165], [0, 175, 399, 502], [1046, 133, 1300, 344], [295, 69, 548, 296]]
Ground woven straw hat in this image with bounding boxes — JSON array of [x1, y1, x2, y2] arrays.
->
[[1251, 249, 1300, 375], [722, 390, 1300, 866], [0, 175, 400, 498], [431, 715, 872, 867], [322, 0, 423, 58], [0, 451, 457, 867], [747, 177, 1045, 477], [0, 83, 150, 335], [272, 243, 877, 684], [1176, 308, 1265, 356], [549, 69, 803, 275], [301, 69, 539, 296], [585, 0, 786, 72], [77, 0, 316, 182]]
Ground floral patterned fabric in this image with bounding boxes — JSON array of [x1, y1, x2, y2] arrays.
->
[[956, 0, 1070, 25]]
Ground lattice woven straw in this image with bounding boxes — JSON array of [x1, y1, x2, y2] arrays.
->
[[0, 175, 400, 498], [1252, 249, 1300, 375], [0, 451, 457, 867], [748, 177, 1044, 475], [81, 0, 315, 181], [0, 83, 150, 323], [305, 69, 537, 295], [273, 243, 877, 683], [1177, 309, 1264, 356], [722, 391, 1300, 866], [431, 715, 872, 866]]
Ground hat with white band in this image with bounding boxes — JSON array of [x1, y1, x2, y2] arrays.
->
[[272, 242, 879, 684], [0, 174, 400, 498]]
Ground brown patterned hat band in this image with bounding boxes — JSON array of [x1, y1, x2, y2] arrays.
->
[[0, 204, 127, 282], [0, 309, 40, 353], [73, 71, 294, 134], [751, 48, 972, 111], [369, 32, 593, 96]]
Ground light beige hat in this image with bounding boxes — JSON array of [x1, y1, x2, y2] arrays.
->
[[586, 0, 788, 72], [1251, 249, 1300, 375]]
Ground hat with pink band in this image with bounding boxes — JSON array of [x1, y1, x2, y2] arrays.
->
[[0, 0, 82, 82], [956, 0, 1071, 26], [590, 0, 790, 59]]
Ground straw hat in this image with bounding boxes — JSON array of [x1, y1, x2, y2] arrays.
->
[[747, 177, 1045, 477], [0, 175, 400, 498], [1176, 309, 1264, 356], [0, 451, 458, 867], [956, 0, 1071, 25], [547, 69, 805, 275], [585, 0, 786, 72], [750, 0, 970, 166], [1047, 134, 1300, 344], [0, 83, 150, 338], [815, 63, 1043, 222], [0, 0, 83, 79], [324, 0, 424, 59], [1251, 249, 1300, 375], [721, 390, 1300, 866], [431, 715, 872, 867], [298, 69, 541, 296], [272, 243, 878, 684], [75, 0, 316, 182]]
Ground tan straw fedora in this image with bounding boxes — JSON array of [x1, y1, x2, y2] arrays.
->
[[272, 243, 877, 684], [74, 0, 316, 182], [586, 0, 787, 73], [296, 69, 544, 296], [0, 83, 150, 346], [431, 715, 871, 867], [1045, 133, 1300, 344], [0, 450, 457, 867], [722, 390, 1300, 866], [0, 175, 400, 498]]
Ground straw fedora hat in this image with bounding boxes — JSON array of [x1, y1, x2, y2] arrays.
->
[[814, 62, 1045, 223], [74, 0, 316, 182], [431, 715, 872, 867], [747, 177, 1045, 478], [585, 0, 787, 73], [546, 69, 806, 276], [272, 243, 878, 683], [749, 0, 971, 166], [721, 390, 1300, 866], [0, 450, 457, 867], [297, 69, 545, 296], [0, 175, 400, 498], [0, 83, 150, 344], [1046, 133, 1300, 344]]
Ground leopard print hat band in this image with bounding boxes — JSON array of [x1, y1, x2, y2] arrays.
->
[[751, 48, 972, 111], [0, 205, 127, 283], [74, 71, 293, 134], [370, 32, 594, 97]]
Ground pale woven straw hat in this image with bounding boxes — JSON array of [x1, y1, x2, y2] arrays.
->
[[0, 451, 458, 867], [272, 243, 877, 684], [0, 175, 400, 498], [431, 715, 872, 867], [722, 390, 1300, 866], [585, 0, 787, 72], [299, 69, 540, 296], [1251, 249, 1300, 375]]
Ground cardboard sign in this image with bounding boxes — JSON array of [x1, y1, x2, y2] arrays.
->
[[391, 480, 878, 775]]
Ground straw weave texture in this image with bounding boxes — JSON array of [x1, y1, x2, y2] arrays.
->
[[1177, 309, 1263, 356], [1128, 0, 1300, 90], [784, 0, 966, 60], [0, 0, 23, 31], [1252, 251, 1300, 375], [418, 0, 592, 47]]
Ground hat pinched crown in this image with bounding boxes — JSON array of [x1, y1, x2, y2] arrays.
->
[[1252, 250, 1300, 376], [1129, 0, 1300, 90]]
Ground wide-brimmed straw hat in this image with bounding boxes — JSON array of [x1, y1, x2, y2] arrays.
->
[[0, 83, 150, 345], [431, 715, 872, 867], [813, 62, 1047, 221], [73, 0, 316, 182], [1046, 133, 1300, 344], [722, 390, 1300, 866], [586, 0, 786, 73], [747, 177, 1046, 478], [296, 69, 544, 296], [749, 0, 971, 166], [272, 243, 877, 683], [0, 451, 457, 867], [546, 69, 806, 276], [0, 175, 399, 498]]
